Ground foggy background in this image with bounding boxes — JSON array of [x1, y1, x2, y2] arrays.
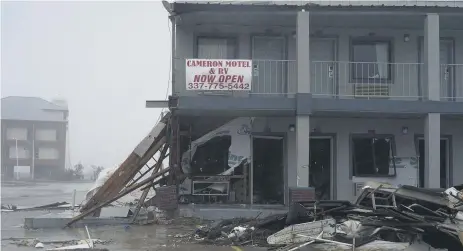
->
[[1, 1, 170, 169]]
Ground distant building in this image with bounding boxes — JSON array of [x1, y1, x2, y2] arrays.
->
[[1, 96, 69, 180]]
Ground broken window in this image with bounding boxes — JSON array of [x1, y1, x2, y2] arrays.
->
[[190, 135, 232, 175], [352, 135, 396, 177]]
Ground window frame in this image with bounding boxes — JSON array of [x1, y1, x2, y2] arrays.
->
[[6, 127, 28, 141], [349, 37, 394, 84], [37, 147, 59, 160], [9, 146, 30, 159], [35, 129, 57, 141], [350, 134, 397, 178], [194, 36, 238, 60]]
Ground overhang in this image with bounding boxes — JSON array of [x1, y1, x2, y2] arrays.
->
[[166, 94, 463, 117]]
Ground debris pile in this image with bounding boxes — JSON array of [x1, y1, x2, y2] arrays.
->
[[186, 182, 463, 251], [192, 214, 286, 246]]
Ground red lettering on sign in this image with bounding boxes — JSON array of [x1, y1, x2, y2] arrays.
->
[[225, 60, 250, 68], [193, 75, 216, 82], [187, 60, 223, 68]]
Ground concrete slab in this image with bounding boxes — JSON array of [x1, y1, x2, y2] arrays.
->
[[100, 206, 130, 218], [24, 211, 133, 229], [24, 208, 152, 229], [178, 204, 287, 220]]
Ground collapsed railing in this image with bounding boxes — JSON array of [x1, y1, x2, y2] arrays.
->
[[66, 112, 178, 227]]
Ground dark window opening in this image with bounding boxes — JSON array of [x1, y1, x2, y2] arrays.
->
[[351, 39, 392, 82], [352, 135, 396, 177], [190, 136, 232, 176]]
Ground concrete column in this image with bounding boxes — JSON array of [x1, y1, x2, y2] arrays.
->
[[424, 113, 440, 188], [295, 10, 311, 187], [424, 13, 440, 101], [297, 10, 310, 93], [296, 116, 310, 187]]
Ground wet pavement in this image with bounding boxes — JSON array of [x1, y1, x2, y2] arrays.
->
[[1, 181, 263, 251]]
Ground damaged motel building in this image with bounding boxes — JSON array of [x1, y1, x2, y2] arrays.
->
[[145, 1, 463, 210]]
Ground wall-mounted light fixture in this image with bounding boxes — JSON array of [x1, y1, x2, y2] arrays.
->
[[402, 126, 409, 135], [403, 34, 410, 42], [289, 124, 296, 132]]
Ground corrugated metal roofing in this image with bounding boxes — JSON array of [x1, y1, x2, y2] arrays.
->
[[169, 0, 463, 9], [1, 96, 68, 122]]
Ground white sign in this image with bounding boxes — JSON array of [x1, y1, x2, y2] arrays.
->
[[185, 59, 252, 91]]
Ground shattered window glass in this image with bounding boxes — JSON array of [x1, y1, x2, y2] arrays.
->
[[352, 135, 396, 177]]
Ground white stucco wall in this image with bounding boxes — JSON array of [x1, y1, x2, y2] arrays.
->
[[251, 116, 463, 202]]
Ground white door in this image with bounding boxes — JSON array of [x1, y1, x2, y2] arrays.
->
[[419, 39, 454, 100], [440, 41, 454, 100], [310, 39, 336, 97], [252, 36, 286, 95]]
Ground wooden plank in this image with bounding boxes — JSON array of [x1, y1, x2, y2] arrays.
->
[[66, 167, 171, 227], [80, 113, 171, 212], [80, 137, 166, 212], [168, 114, 180, 185], [131, 145, 169, 222]]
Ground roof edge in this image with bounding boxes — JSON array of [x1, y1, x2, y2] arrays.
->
[[168, 1, 463, 15]]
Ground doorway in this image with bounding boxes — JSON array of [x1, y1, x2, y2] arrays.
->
[[310, 39, 336, 97], [309, 137, 333, 200], [417, 138, 450, 188], [251, 36, 286, 95], [419, 39, 455, 100], [252, 136, 284, 204]]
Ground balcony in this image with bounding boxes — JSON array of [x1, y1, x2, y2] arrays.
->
[[440, 64, 463, 102], [175, 59, 462, 102], [311, 61, 422, 100]]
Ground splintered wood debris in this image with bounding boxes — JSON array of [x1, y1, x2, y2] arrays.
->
[[67, 112, 179, 227]]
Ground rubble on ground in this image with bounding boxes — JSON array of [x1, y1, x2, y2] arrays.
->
[[7, 237, 112, 249], [179, 182, 463, 251]]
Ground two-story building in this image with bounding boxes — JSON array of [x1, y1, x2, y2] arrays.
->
[[1, 96, 69, 180], [150, 1, 463, 205]]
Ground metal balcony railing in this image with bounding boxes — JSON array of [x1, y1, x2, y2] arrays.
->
[[440, 64, 463, 102], [311, 61, 422, 100], [251, 60, 296, 95], [175, 59, 456, 101]]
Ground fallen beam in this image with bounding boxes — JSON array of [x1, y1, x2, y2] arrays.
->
[[131, 144, 169, 222], [66, 167, 171, 227], [80, 113, 170, 212], [81, 136, 167, 213]]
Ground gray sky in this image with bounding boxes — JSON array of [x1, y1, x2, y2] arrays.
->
[[1, 1, 170, 168]]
